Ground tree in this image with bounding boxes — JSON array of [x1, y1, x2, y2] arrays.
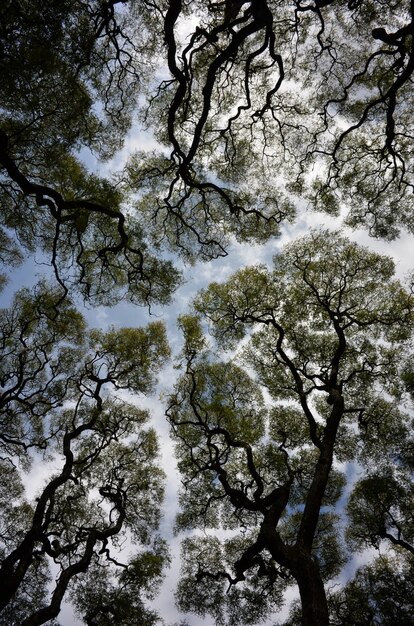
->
[[327, 555, 414, 626], [2, 3, 414, 625], [0, 284, 170, 625], [4, 1, 414, 301], [167, 230, 414, 626], [0, 0, 180, 306], [132, 0, 414, 255], [70, 541, 168, 626]]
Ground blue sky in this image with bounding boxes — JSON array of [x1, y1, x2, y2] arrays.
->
[[2, 115, 414, 625], [2, 3, 414, 623]]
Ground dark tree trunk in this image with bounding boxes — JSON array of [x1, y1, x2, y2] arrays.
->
[[293, 554, 329, 626], [264, 525, 330, 626]]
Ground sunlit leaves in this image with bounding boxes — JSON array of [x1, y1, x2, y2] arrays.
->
[[90, 321, 170, 393]]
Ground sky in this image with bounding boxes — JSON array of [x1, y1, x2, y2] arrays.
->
[[10, 198, 412, 625], [2, 22, 414, 623], [3, 122, 414, 621]]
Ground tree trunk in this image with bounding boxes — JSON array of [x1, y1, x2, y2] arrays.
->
[[293, 553, 329, 626], [264, 527, 330, 626]]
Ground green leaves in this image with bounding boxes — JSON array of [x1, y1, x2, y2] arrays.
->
[[347, 471, 414, 553], [194, 265, 277, 348], [169, 229, 414, 624], [2, 0, 414, 622], [0, 283, 85, 459], [328, 556, 414, 625], [170, 359, 269, 531], [176, 535, 285, 626], [70, 539, 169, 626], [90, 321, 170, 393], [0, 0, 185, 307], [0, 283, 170, 624]]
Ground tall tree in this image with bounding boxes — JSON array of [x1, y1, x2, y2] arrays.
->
[[0, 284, 170, 625], [2, 3, 414, 623], [131, 0, 414, 255], [167, 230, 414, 626], [4, 1, 414, 295], [0, 0, 180, 305]]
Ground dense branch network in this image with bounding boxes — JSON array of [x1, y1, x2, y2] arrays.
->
[[0, 286, 170, 625], [4, 1, 414, 297], [132, 0, 414, 252], [168, 231, 414, 626], [0, 0, 179, 305]]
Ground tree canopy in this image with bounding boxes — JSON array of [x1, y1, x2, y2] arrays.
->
[[134, 0, 414, 252], [1, 1, 414, 625], [0, 0, 180, 306], [3, 0, 414, 300], [0, 284, 170, 624], [168, 231, 414, 626]]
